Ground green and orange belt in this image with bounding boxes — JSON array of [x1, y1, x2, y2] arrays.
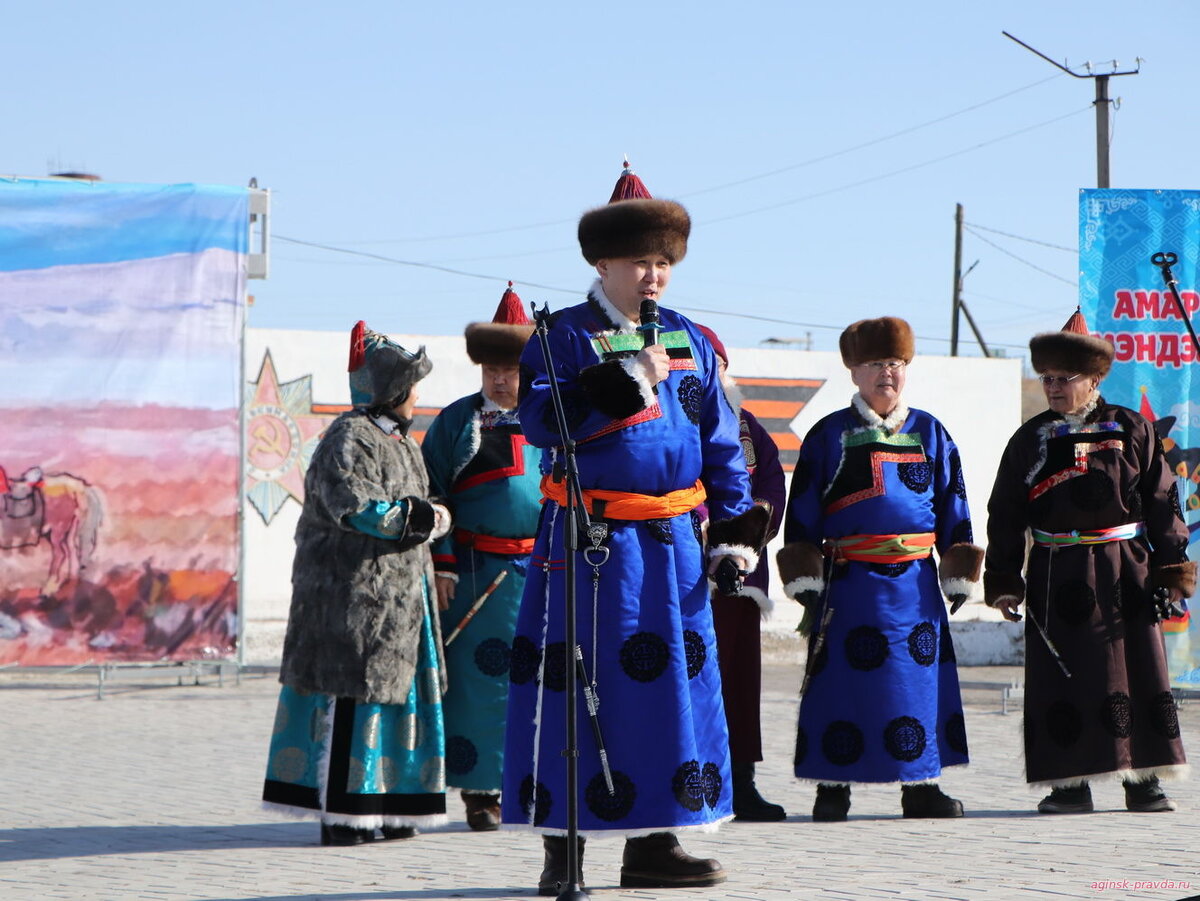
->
[[1032, 521, 1144, 548], [823, 532, 936, 564], [539, 475, 707, 521]]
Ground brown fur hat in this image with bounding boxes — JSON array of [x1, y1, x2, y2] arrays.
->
[[839, 317, 915, 367], [1029, 312, 1114, 377], [465, 283, 534, 366], [578, 198, 690, 265]]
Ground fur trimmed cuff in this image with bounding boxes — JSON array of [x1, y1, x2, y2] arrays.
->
[[619, 355, 657, 410], [578, 358, 648, 419], [707, 543, 760, 573], [1152, 561, 1197, 598], [783, 576, 824, 603], [737, 585, 774, 620], [707, 505, 770, 555], [983, 570, 1025, 607], [777, 541, 824, 587], [939, 543, 984, 583]]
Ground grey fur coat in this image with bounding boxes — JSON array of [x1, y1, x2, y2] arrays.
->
[[279, 410, 446, 705]]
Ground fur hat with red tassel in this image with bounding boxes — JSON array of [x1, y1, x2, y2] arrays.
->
[[347, 321, 432, 408], [1029, 308, 1114, 377], [464, 282, 535, 366], [578, 159, 690, 265]]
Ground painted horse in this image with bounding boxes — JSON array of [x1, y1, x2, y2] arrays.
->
[[0, 467, 104, 596]]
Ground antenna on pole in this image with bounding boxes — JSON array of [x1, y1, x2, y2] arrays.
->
[[1002, 31, 1139, 188]]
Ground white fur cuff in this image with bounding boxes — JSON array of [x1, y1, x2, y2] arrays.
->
[[619, 355, 657, 410], [708, 543, 760, 573], [940, 576, 979, 601], [784, 576, 824, 600]]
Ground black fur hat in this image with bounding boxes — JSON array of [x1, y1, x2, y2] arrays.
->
[[577, 198, 690, 265], [839, 317, 915, 367]]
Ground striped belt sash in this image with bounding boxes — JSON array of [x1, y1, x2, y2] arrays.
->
[[823, 532, 936, 564], [539, 475, 707, 521], [1031, 521, 1144, 547]]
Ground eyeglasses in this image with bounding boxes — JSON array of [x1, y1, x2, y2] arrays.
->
[[861, 360, 906, 372], [1040, 374, 1083, 388]]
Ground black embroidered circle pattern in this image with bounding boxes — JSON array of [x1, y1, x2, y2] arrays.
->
[[519, 774, 552, 826], [1053, 580, 1096, 626], [677, 375, 704, 425], [1101, 691, 1133, 738], [950, 518, 974, 546], [845, 625, 889, 671], [1125, 484, 1144, 522], [510, 635, 541, 685], [898, 458, 933, 493], [794, 727, 808, 767], [702, 762, 722, 808], [542, 642, 568, 692], [620, 632, 669, 683], [1068, 470, 1114, 512], [1149, 691, 1181, 739], [1046, 700, 1083, 747], [1169, 482, 1185, 523], [474, 637, 511, 677], [939, 625, 957, 664], [822, 721, 865, 766], [587, 770, 636, 822], [445, 735, 478, 775], [869, 560, 912, 577], [884, 715, 927, 762], [950, 449, 967, 500], [690, 509, 703, 542], [684, 630, 707, 679], [907, 622, 937, 666], [672, 760, 705, 812], [944, 713, 968, 755], [645, 518, 673, 545]]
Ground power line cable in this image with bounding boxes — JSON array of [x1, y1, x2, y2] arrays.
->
[[963, 225, 1077, 286], [964, 221, 1074, 252], [702, 106, 1091, 226]]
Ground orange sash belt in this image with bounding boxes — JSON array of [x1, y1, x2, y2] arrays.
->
[[823, 532, 936, 564], [539, 475, 707, 521], [453, 527, 536, 556]]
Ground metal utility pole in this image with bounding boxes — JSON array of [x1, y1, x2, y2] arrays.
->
[[1003, 31, 1139, 188]]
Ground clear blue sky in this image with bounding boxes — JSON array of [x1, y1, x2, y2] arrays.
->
[[8, 1, 1198, 364]]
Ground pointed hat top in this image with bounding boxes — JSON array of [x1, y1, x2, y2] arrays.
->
[[609, 157, 653, 203], [492, 281, 531, 326], [1062, 307, 1090, 335]]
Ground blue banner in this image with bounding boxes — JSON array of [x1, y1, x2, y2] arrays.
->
[[1080, 188, 1200, 687]]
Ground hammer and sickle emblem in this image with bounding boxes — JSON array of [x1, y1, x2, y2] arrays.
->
[[252, 418, 289, 459]]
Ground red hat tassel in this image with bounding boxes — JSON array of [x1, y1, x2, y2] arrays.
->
[[493, 281, 532, 325], [609, 157, 653, 203], [348, 320, 367, 372]]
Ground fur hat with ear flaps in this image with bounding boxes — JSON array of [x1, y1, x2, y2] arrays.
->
[[839, 316, 915, 368], [347, 321, 432, 408], [464, 281, 535, 366], [1029, 308, 1114, 377], [578, 198, 690, 266]]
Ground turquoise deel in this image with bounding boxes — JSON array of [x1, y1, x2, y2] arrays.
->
[[265, 583, 447, 803], [786, 407, 971, 784]]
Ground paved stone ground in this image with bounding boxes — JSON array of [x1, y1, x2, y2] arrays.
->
[[1, 662, 1197, 901]]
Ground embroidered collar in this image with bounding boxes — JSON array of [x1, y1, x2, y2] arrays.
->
[[1061, 391, 1101, 427], [586, 279, 638, 333], [851, 392, 909, 434]]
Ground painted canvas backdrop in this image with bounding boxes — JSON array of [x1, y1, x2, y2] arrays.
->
[[1080, 187, 1200, 687], [0, 178, 247, 665]]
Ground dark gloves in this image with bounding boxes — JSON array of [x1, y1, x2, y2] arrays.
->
[[1153, 587, 1188, 623], [713, 557, 748, 595], [396, 496, 436, 550]]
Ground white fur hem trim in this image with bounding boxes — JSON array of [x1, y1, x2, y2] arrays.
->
[[784, 576, 824, 600], [320, 811, 449, 829], [940, 577, 980, 600], [261, 800, 319, 821], [1028, 763, 1191, 789], [738, 585, 774, 619], [708, 543, 759, 572], [619, 355, 657, 410], [501, 815, 732, 838]]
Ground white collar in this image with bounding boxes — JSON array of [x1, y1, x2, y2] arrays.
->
[[588, 278, 638, 332], [851, 392, 909, 433], [370, 413, 403, 435], [480, 394, 510, 413], [1062, 390, 1100, 427]]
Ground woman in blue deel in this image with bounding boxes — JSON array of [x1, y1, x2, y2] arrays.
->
[[777, 316, 983, 822]]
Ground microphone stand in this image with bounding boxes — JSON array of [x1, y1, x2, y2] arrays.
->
[[1151, 251, 1200, 358], [529, 301, 602, 901]]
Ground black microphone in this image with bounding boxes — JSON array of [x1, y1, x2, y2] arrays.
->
[[639, 298, 660, 394]]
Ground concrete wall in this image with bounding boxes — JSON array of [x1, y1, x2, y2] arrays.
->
[[239, 328, 1025, 666]]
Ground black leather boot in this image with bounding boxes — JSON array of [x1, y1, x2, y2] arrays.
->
[[1037, 782, 1093, 814], [462, 790, 501, 831], [901, 783, 964, 818], [538, 835, 585, 896], [620, 832, 726, 889], [320, 822, 375, 845], [1124, 776, 1177, 812], [812, 783, 851, 822], [732, 762, 786, 821]]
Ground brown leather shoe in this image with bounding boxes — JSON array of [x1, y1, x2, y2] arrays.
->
[[538, 835, 585, 896], [462, 791, 501, 831], [619, 832, 726, 889]]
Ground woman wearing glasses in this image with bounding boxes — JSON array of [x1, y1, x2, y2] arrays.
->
[[984, 311, 1191, 814], [777, 317, 983, 821]]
